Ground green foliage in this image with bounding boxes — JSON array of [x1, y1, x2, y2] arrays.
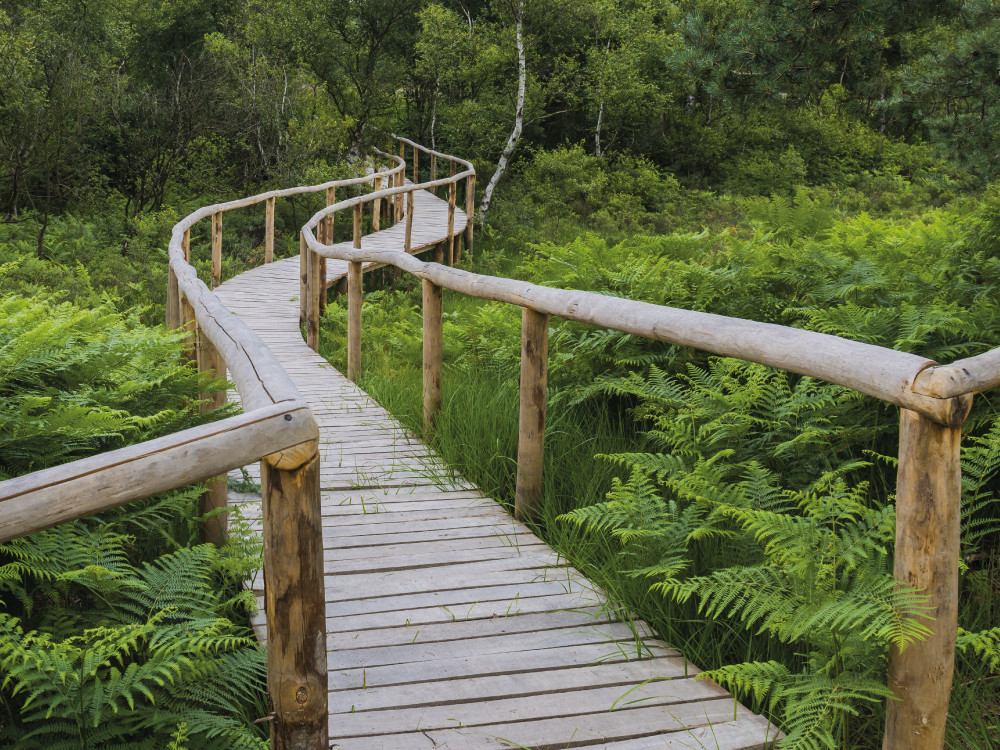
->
[[0, 291, 265, 746], [560, 361, 926, 750], [0, 295, 234, 479]]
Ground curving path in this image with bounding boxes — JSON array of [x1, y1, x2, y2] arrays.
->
[[214, 185, 777, 749]]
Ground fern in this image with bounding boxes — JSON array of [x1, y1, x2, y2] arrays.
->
[[0, 293, 266, 747]]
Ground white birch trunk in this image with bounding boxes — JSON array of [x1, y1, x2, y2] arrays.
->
[[478, 0, 525, 226], [594, 99, 604, 157]]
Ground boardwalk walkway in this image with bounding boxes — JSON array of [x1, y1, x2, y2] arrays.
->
[[214, 186, 777, 749]]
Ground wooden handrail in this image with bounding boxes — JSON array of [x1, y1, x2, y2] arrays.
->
[[300, 239, 968, 426], [0, 402, 316, 543]]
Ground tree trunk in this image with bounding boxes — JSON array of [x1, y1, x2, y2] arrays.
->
[[478, 0, 525, 226]]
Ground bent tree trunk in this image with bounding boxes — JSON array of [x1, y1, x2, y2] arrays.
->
[[478, 0, 525, 226]]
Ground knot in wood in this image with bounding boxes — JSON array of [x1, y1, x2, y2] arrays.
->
[[284, 413, 293, 421], [295, 686, 309, 704]]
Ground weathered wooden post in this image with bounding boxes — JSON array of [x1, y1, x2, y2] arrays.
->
[[211, 211, 222, 289], [299, 239, 308, 329], [464, 173, 476, 260], [182, 227, 191, 263], [196, 328, 228, 546], [430, 153, 437, 185], [261, 436, 328, 749], [514, 307, 548, 520], [413, 148, 420, 185], [396, 168, 404, 224], [304, 234, 321, 352], [883, 399, 970, 750], [179, 293, 197, 365], [447, 180, 457, 266], [404, 191, 414, 254], [319, 186, 335, 316], [347, 204, 363, 381], [422, 278, 443, 437], [372, 175, 381, 233], [265, 196, 275, 264], [167, 264, 180, 330]]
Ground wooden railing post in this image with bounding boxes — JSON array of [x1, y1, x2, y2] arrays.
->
[[884, 403, 969, 750], [196, 328, 228, 546], [372, 175, 381, 233], [429, 153, 436, 185], [395, 169, 403, 224], [167, 264, 180, 330], [299, 240, 308, 329], [422, 278, 443, 436], [304, 233, 321, 352], [414, 148, 420, 185], [182, 227, 191, 263], [179, 292, 197, 365], [265, 196, 275, 264], [464, 174, 476, 260], [347, 204, 363, 381], [320, 187, 334, 316], [404, 191, 414, 253], [515, 307, 548, 521], [447, 181, 457, 266], [211, 211, 222, 289], [261, 447, 328, 749]]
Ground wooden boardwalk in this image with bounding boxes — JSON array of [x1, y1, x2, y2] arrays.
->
[[214, 186, 777, 749]]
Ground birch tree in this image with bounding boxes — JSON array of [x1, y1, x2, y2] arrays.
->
[[478, 0, 525, 225]]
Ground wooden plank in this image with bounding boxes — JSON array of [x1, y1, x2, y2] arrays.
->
[[327, 641, 679, 692], [323, 541, 549, 574], [600, 717, 778, 750], [324, 592, 604, 632], [333, 698, 757, 749], [323, 534, 544, 562], [329, 607, 617, 652], [331, 677, 729, 738], [326, 621, 658, 669], [323, 565, 576, 604], [331, 659, 695, 712]]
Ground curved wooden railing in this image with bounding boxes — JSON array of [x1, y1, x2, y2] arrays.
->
[[300, 140, 995, 750], [0, 152, 404, 747]]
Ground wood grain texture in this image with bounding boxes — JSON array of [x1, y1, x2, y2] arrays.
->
[[883, 409, 964, 750], [266, 196, 275, 263], [422, 278, 442, 435], [515, 307, 547, 520], [263, 452, 329, 749], [211, 211, 222, 288]]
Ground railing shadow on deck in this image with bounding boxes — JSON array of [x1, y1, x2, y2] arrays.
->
[[300, 136, 1000, 750]]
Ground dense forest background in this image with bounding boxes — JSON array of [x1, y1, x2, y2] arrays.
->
[[3, 1, 1000, 748], [3, 0, 999, 262]]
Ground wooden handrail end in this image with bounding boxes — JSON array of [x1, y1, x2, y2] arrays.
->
[[264, 437, 320, 471]]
